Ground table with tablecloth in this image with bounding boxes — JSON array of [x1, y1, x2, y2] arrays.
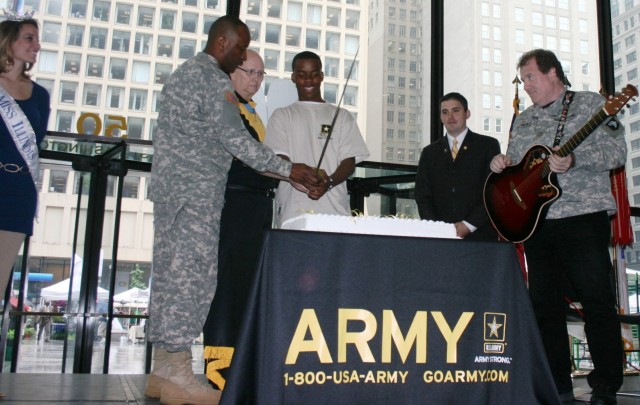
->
[[217, 230, 560, 405]]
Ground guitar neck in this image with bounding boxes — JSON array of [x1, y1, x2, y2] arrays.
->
[[556, 109, 608, 157], [539, 108, 608, 178]]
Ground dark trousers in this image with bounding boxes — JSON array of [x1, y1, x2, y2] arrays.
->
[[203, 189, 273, 346], [525, 211, 623, 392]]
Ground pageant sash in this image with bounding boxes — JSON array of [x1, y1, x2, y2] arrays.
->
[[0, 84, 39, 190]]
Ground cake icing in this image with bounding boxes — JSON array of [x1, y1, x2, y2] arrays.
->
[[280, 214, 458, 239]]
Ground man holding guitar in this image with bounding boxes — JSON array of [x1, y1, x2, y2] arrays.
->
[[489, 49, 627, 405]]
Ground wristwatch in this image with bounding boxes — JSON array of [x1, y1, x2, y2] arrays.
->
[[327, 176, 334, 191]]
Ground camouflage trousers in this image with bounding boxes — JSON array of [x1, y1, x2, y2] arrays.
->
[[148, 202, 221, 352]]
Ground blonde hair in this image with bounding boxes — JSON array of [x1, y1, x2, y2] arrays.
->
[[0, 19, 38, 79]]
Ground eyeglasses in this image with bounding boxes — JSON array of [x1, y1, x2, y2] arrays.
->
[[236, 66, 266, 78]]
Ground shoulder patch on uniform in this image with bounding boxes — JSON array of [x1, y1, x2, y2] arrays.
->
[[605, 117, 621, 131], [225, 91, 239, 106]]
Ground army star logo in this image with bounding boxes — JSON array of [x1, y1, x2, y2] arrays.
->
[[483, 312, 507, 354], [319, 124, 332, 139], [487, 316, 502, 338]]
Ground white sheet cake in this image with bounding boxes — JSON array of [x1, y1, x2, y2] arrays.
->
[[280, 213, 459, 239]]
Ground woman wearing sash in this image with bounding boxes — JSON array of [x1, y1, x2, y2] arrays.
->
[[0, 16, 50, 328]]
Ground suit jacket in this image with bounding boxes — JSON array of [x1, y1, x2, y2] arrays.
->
[[415, 130, 501, 241]]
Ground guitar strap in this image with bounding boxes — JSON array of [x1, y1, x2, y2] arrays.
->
[[552, 90, 574, 147]]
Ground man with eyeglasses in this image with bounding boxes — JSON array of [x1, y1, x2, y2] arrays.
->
[[201, 49, 274, 390], [265, 51, 369, 227]]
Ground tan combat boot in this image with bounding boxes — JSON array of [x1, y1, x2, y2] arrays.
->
[[145, 347, 169, 398], [160, 350, 221, 405]]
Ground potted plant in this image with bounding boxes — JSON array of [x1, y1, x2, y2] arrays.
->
[[5, 329, 14, 361]]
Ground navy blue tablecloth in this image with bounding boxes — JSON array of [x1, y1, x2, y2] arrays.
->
[[219, 230, 560, 405]]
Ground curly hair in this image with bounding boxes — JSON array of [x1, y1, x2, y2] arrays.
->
[[0, 19, 39, 78]]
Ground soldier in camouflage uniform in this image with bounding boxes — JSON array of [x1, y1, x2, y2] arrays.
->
[[490, 49, 626, 405], [146, 16, 320, 405]]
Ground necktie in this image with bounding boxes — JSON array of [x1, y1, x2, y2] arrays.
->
[[451, 138, 458, 160]]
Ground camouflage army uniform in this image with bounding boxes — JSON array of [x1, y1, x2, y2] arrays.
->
[[149, 52, 291, 351], [508, 90, 626, 395]]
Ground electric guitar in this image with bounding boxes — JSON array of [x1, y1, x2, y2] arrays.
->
[[483, 84, 638, 243]]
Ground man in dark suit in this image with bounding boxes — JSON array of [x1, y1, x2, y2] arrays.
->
[[415, 92, 500, 241]]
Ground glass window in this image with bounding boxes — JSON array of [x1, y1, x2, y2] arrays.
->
[[205, 0, 219, 9], [126, 118, 145, 140], [69, 0, 87, 18], [123, 176, 140, 197], [129, 89, 147, 111], [138, 7, 154, 28], [132, 61, 151, 83], [246, 20, 261, 41], [344, 86, 357, 106], [157, 36, 174, 57], [345, 61, 358, 80], [116, 3, 132, 24], [109, 58, 127, 80], [307, 4, 321, 25], [60, 81, 77, 103], [83, 84, 101, 106], [327, 7, 340, 27], [288, 2, 302, 22], [184, 0, 197, 6], [267, 0, 281, 18], [56, 111, 74, 132], [264, 49, 279, 70], [155, 63, 172, 85], [36, 79, 54, 95], [345, 36, 359, 54], [324, 83, 337, 104], [203, 16, 217, 35], [265, 24, 280, 44], [152, 92, 161, 112], [286, 26, 300, 47], [42, 22, 61, 44], [161, 10, 176, 30], [89, 28, 107, 49], [46, 0, 63, 16], [48, 170, 68, 193], [134, 33, 153, 55], [66, 25, 84, 47], [112, 30, 130, 52], [284, 52, 296, 73], [86, 56, 104, 78], [325, 57, 339, 78], [182, 13, 197, 33], [247, 0, 261, 15], [107, 86, 124, 108], [306, 29, 320, 49], [39, 51, 58, 73], [92, 1, 109, 22], [179, 39, 196, 59], [63, 53, 81, 75], [326, 32, 340, 52]]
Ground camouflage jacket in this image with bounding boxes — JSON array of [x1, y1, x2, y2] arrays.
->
[[150, 52, 291, 207], [507, 90, 627, 219]]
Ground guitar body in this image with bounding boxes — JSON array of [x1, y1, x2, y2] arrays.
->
[[484, 145, 560, 243]]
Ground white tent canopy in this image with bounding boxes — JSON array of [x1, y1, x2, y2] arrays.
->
[[113, 287, 149, 304], [40, 277, 110, 301], [40, 254, 109, 302]]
